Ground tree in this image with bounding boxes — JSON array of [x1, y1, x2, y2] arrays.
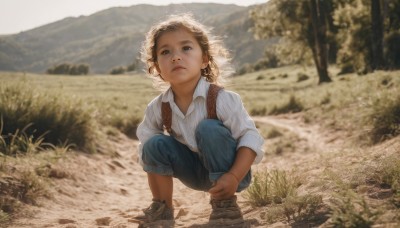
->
[[109, 66, 126, 75], [251, 0, 334, 84], [309, 0, 332, 83], [46, 63, 90, 75], [371, 0, 385, 70]]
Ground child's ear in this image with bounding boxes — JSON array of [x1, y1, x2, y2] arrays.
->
[[155, 62, 161, 74], [202, 55, 209, 69]]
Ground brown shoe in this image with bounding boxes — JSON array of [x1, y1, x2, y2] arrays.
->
[[135, 199, 174, 222], [209, 195, 243, 220]]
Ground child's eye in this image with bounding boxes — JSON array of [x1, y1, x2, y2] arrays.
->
[[183, 46, 192, 51], [160, 50, 170, 55]]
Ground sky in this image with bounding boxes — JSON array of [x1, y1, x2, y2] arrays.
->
[[0, 0, 267, 35]]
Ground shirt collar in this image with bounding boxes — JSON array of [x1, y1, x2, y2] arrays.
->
[[161, 77, 209, 103]]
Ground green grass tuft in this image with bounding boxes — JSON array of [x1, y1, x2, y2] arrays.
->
[[0, 82, 98, 153]]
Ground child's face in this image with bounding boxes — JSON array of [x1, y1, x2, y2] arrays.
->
[[155, 28, 208, 87]]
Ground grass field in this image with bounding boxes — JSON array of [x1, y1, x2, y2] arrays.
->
[[1, 66, 399, 226]]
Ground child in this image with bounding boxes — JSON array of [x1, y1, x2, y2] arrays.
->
[[136, 14, 264, 223]]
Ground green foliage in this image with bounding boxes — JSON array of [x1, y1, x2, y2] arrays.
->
[[334, 0, 372, 75], [109, 66, 126, 75], [0, 122, 46, 156], [244, 172, 273, 207], [369, 154, 400, 193], [108, 115, 141, 139], [0, 170, 49, 225], [297, 72, 310, 82], [329, 190, 380, 227], [250, 106, 267, 116], [47, 63, 89, 75], [245, 170, 324, 224], [0, 209, 9, 224], [385, 31, 400, 69], [270, 95, 304, 115], [0, 82, 97, 153], [244, 169, 301, 207], [282, 194, 324, 223], [266, 128, 283, 139], [368, 95, 400, 144]]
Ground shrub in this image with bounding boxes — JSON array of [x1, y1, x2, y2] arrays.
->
[[109, 66, 126, 75], [270, 95, 304, 115], [385, 31, 400, 69], [369, 95, 400, 144], [47, 63, 89, 75], [369, 155, 400, 193], [0, 123, 46, 156], [329, 190, 380, 227], [250, 107, 267, 116], [266, 128, 283, 139], [0, 82, 98, 153], [108, 115, 141, 139], [297, 73, 310, 82], [244, 169, 300, 207]]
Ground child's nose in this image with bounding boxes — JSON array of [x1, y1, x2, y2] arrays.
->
[[172, 53, 181, 62]]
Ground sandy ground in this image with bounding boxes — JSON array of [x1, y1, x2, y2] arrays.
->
[[8, 114, 397, 227]]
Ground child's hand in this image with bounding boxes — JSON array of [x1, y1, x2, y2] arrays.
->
[[209, 172, 239, 200]]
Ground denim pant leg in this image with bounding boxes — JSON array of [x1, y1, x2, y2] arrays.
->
[[142, 134, 213, 191], [195, 119, 251, 192]]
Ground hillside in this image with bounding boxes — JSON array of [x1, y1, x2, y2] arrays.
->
[[0, 3, 268, 74]]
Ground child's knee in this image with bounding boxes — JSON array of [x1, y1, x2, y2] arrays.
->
[[142, 135, 170, 161], [195, 119, 227, 140]]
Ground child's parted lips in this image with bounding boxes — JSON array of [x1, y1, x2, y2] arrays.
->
[[172, 65, 186, 71]]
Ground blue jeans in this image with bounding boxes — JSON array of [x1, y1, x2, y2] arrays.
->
[[142, 119, 251, 192]]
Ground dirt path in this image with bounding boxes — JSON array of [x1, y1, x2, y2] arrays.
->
[[9, 114, 341, 228], [253, 114, 341, 153]]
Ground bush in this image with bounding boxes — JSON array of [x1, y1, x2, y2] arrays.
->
[[108, 115, 141, 139], [244, 169, 300, 207], [109, 66, 126, 75], [369, 96, 400, 144], [297, 73, 310, 82], [47, 63, 89, 75], [270, 95, 304, 115], [329, 190, 380, 227], [369, 154, 400, 193], [385, 31, 400, 69], [0, 82, 98, 153]]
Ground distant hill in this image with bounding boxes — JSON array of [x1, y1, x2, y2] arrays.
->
[[0, 3, 270, 74]]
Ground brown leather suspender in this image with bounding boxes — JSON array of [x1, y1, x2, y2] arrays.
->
[[161, 84, 223, 134]]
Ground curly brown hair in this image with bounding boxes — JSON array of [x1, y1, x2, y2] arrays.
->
[[141, 14, 233, 89]]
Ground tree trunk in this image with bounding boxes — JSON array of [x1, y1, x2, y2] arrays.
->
[[309, 0, 332, 84], [371, 0, 385, 70]]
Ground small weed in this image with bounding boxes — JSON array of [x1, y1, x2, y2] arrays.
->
[[256, 75, 265, 80], [0, 209, 9, 224], [369, 155, 400, 193], [297, 73, 310, 82], [282, 194, 324, 222], [244, 171, 273, 207], [244, 169, 301, 207], [270, 95, 304, 115], [250, 107, 267, 116], [329, 190, 380, 227], [108, 115, 141, 139], [320, 93, 331, 105], [18, 170, 49, 205], [266, 128, 283, 139]]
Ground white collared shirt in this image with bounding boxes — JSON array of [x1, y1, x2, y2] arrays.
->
[[136, 77, 264, 166]]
